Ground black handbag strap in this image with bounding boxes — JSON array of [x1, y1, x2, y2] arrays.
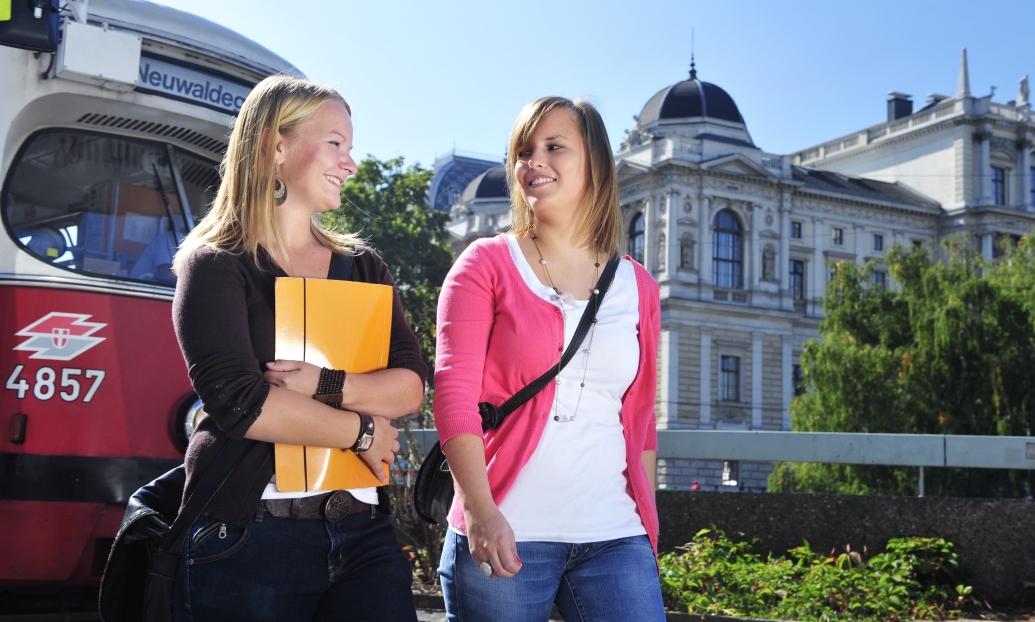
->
[[150, 438, 251, 581], [328, 250, 354, 281], [481, 255, 621, 429]]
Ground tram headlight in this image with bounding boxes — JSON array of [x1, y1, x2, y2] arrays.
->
[[184, 399, 205, 439], [172, 394, 206, 452]]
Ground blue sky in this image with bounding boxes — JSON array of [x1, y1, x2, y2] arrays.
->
[[160, 0, 1035, 169]]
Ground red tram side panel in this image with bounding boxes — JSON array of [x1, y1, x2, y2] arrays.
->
[[0, 285, 190, 583], [0, 0, 298, 589]]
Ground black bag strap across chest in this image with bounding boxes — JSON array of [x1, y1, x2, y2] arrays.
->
[[478, 255, 621, 431], [328, 251, 354, 281]]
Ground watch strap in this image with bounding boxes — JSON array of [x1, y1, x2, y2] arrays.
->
[[351, 413, 375, 453]]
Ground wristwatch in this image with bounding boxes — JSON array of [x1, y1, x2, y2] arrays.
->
[[351, 414, 375, 453]]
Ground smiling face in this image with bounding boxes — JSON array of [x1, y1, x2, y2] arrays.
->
[[274, 99, 356, 214], [513, 107, 588, 224]]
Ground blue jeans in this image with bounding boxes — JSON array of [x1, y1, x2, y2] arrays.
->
[[172, 502, 417, 622], [439, 531, 665, 622]]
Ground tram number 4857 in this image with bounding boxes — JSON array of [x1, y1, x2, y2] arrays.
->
[[5, 365, 105, 403]]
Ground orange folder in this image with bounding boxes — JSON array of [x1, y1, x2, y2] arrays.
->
[[273, 277, 393, 492]]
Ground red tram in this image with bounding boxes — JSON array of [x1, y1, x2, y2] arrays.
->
[[0, 0, 294, 585]]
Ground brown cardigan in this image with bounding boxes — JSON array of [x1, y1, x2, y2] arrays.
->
[[172, 244, 428, 525]]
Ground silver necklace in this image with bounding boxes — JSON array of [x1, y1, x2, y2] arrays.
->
[[530, 233, 599, 423]]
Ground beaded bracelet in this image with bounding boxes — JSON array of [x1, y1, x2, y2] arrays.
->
[[313, 367, 346, 410]]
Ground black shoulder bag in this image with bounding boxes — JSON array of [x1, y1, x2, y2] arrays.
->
[[99, 253, 358, 622], [98, 438, 251, 622], [414, 256, 620, 527]]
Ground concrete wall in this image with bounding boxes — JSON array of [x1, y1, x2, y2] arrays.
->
[[657, 491, 1035, 604]]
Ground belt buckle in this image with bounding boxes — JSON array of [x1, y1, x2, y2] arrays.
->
[[323, 491, 353, 522]]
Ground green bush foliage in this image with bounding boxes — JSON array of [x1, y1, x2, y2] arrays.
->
[[660, 529, 972, 621], [773, 238, 1035, 498]]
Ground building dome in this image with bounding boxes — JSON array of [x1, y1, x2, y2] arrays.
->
[[638, 66, 745, 126], [461, 165, 508, 202]]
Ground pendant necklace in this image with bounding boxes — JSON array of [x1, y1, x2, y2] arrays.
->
[[530, 233, 600, 423]]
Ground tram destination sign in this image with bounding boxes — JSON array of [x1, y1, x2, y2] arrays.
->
[[137, 55, 251, 115]]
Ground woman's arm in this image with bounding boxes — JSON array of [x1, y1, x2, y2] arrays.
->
[[263, 249, 428, 417], [433, 243, 523, 576], [173, 249, 397, 478], [642, 268, 661, 491], [264, 363, 422, 418], [443, 434, 522, 578], [245, 387, 397, 481], [264, 247, 426, 418], [642, 450, 657, 490]]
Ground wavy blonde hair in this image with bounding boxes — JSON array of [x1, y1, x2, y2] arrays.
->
[[506, 96, 623, 257], [173, 75, 362, 273]]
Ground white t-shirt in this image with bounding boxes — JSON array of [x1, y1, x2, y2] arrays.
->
[[494, 234, 646, 543], [260, 476, 378, 504]]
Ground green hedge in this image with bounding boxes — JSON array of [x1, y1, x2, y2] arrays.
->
[[660, 529, 972, 621]]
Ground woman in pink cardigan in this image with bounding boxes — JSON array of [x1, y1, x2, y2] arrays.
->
[[433, 96, 665, 622]]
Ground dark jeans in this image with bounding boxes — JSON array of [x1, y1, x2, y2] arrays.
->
[[172, 502, 417, 622]]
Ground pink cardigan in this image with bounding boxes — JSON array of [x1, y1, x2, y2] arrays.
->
[[433, 234, 661, 553]]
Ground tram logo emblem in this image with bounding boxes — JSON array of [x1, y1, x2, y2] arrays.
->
[[14, 313, 106, 361]]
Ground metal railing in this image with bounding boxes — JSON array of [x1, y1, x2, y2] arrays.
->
[[657, 430, 1035, 496], [402, 430, 1035, 496]]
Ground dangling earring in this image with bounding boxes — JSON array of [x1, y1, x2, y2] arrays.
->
[[274, 176, 287, 206]]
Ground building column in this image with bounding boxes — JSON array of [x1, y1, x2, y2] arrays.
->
[[782, 337, 793, 431], [642, 196, 654, 272], [699, 197, 712, 286], [978, 123, 992, 205], [982, 232, 994, 261], [665, 192, 680, 280], [751, 333, 763, 429], [699, 330, 712, 428], [659, 329, 681, 428], [750, 203, 761, 288], [811, 217, 824, 314], [779, 205, 791, 296], [1019, 135, 1032, 210], [854, 224, 865, 265]]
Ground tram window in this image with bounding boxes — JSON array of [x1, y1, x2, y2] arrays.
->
[[175, 151, 219, 224], [3, 131, 215, 285]]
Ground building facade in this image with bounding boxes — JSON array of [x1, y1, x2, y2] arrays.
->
[[792, 49, 1035, 257], [430, 50, 1035, 491]]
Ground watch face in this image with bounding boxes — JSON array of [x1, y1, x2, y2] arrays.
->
[[358, 435, 374, 451]]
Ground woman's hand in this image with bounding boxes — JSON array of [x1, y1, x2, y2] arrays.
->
[[356, 414, 400, 484], [463, 502, 522, 578], [264, 360, 321, 395], [441, 434, 520, 578]]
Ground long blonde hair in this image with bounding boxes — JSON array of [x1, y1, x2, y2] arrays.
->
[[173, 75, 362, 273], [506, 96, 623, 257]]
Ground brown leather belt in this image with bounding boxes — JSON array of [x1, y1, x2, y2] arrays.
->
[[264, 490, 372, 522]]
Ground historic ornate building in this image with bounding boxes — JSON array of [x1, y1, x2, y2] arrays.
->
[[430, 50, 1035, 491], [792, 49, 1035, 257]]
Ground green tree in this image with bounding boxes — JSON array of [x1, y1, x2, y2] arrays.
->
[[771, 238, 1035, 498]]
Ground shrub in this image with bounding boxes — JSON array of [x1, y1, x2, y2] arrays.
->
[[660, 529, 972, 621]]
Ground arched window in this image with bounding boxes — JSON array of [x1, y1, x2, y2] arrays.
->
[[712, 209, 742, 289], [629, 213, 644, 264]]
